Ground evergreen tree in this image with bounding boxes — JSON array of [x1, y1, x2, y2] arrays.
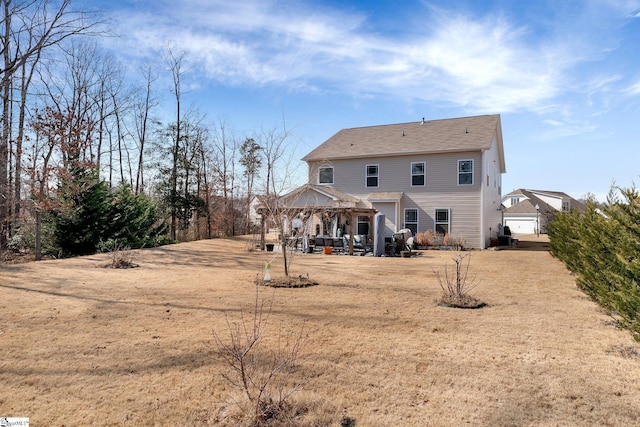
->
[[106, 184, 168, 249], [52, 166, 111, 256]]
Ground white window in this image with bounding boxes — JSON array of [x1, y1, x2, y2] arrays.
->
[[319, 166, 333, 184], [411, 162, 425, 186], [510, 197, 519, 206], [562, 200, 570, 212], [357, 216, 370, 235], [435, 208, 450, 235], [366, 164, 379, 188], [404, 208, 418, 235], [458, 160, 473, 185]]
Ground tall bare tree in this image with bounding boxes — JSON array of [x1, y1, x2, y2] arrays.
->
[[259, 122, 294, 197], [133, 65, 158, 194], [12, 41, 41, 233], [163, 47, 186, 241], [212, 119, 238, 236], [0, 0, 99, 247]]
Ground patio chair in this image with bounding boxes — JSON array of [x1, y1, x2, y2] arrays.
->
[[333, 237, 345, 254], [313, 236, 326, 253]]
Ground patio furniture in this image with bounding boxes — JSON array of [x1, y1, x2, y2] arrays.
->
[[313, 236, 326, 253], [332, 237, 345, 254]]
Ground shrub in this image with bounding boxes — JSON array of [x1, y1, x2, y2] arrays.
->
[[443, 233, 466, 250], [431, 232, 445, 247], [416, 230, 434, 246], [213, 286, 308, 425], [548, 186, 640, 341], [434, 253, 484, 308], [7, 222, 34, 254], [101, 244, 138, 269]]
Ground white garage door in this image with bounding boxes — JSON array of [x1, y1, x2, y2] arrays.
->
[[504, 217, 536, 235]]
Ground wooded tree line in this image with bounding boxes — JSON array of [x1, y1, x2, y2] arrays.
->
[[0, 0, 296, 259]]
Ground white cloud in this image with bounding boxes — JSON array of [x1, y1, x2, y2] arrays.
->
[[624, 79, 640, 95], [104, 0, 633, 115]]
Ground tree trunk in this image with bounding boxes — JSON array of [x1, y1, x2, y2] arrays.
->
[[0, 0, 12, 247], [34, 209, 42, 260]]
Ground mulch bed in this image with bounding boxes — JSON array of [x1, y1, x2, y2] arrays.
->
[[437, 294, 486, 309], [260, 276, 319, 288]]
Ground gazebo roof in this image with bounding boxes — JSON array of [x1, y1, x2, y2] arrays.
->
[[255, 184, 377, 216]]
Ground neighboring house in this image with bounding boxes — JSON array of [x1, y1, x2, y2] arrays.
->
[[501, 189, 586, 235], [247, 194, 267, 228], [281, 114, 506, 249]]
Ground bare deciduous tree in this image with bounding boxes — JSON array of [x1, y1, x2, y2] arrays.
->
[[163, 46, 187, 241], [0, 0, 100, 247], [133, 65, 158, 195], [211, 119, 238, 237]]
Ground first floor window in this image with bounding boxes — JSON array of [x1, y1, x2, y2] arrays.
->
[[319, 166, 334, 184], [458, 160, 473, 185], [404, 209, 418, 235], [357, 216, 370, 236], [366, 164, 379, 187], [435, 208, 450, 235], [411, 162, 425, 186]]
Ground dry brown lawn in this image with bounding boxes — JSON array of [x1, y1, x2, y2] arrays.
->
[[1, 235, 640, 426]]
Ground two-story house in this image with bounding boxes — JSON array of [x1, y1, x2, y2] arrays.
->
[[280, 114, 506, 249], [501, 189, 586, 235]]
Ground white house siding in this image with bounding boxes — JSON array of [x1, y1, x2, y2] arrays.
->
[[371, 202, 397, 236], [528, 191, 562, 211]]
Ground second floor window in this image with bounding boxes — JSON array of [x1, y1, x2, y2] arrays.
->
[[458, 160, 473, 185], [319, 166, 333, 184], [411, 162, 425, 186], [366, 165, 379, 188]]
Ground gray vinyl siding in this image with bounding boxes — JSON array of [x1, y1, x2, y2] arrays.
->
[[481, 134, 505, 245], [307, 151, 486, 247], [309, 152, 481, 194]]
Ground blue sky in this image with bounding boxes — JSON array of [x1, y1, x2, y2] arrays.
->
[[82, 0, 640, 200]]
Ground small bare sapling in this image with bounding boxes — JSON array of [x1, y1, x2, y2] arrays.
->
[[434, 253, 484, 308], [213, 287, 308, 425]]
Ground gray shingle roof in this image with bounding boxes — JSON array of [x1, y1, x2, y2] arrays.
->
[[302, 114, 502, 162], [281, 183, 364, 207]]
